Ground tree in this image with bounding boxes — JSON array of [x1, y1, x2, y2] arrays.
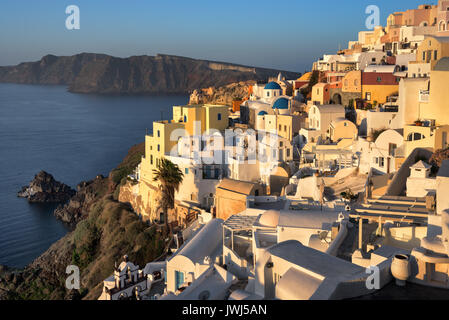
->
[[153, 158, 184, 232]]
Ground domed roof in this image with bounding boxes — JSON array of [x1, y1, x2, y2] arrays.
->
[[259, 210, 280, 228], [258, 111, 268, 116], [272, 97, 289, 109], [264, 82, 281, 90]]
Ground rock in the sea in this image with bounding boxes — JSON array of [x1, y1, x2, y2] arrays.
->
[[54, 174, 109, 228], [17, 171, 75, 203]]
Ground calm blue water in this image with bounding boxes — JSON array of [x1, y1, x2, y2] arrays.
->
[[0, 83, 187, 268]]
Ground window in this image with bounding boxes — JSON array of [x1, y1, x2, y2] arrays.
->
[[379, 157, 385, 168], [185, 168, 189, 174], [423, 51, 426, 61], [365, 92, 371, 101], [434, 50, 438, 60], [280, 141, 283, 147], [218, 113, 222, 121], [287, 149, 291, 157], [157, 130, 160, 137], [377, 76, 382, 82], [284, 125, 287, 132], [279, 124, 282, 131], [150, 155, 153, 165], [389, 143, 397, 156], [407, 132, 425, 141], [157, 144, 160, 152], [184, 115, 187, 123]]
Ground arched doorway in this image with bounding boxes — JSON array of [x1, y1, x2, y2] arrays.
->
[[332, 93, 342, 105]]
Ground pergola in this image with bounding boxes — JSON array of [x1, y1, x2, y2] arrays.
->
[[313, 149, 355, 172], [223, 215, 258, 252], [351, 196, 433, 250]]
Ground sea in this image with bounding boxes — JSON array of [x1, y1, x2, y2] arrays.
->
[[0, 83, 188, 268]]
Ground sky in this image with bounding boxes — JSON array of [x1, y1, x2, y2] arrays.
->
[[0, 0, 439, 72]]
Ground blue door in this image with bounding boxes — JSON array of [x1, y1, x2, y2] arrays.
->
[[175, 271, 184, 290]]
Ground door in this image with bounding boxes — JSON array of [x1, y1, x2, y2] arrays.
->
[[175, 271, 184, 290]]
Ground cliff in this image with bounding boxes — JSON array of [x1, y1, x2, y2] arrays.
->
[[0, 142, 164, 300], [0, 53, 300, 94]]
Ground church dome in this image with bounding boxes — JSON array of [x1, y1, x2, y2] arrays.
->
[[264, 82, 281, 90], [259, 210, 280, 228], [272, 97, 289, 109]]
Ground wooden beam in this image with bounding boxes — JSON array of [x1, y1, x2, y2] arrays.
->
[[355, 208, 429, 218]]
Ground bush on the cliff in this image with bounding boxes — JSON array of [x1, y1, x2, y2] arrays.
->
[[111, 143, 145, 186]]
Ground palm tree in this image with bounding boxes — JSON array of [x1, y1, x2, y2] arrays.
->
[[153, 158, 184, 232]]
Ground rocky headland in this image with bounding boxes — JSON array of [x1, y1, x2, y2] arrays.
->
[[17, 171, 75, 203], [0, 53, 300, 94]]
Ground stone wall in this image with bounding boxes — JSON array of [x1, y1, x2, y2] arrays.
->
[[329, 88, 361, 108]]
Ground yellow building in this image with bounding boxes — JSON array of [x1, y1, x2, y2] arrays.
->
[[140, 120, 185, 185], [264, 114, 300, 141], [172, 104, 229, 136], [342, 71, 362, 93], [403, 57, 449, 157], [416, 36, 449, 69], [361, 66, 400, 106], [134, 104, 229, 222], [403, 124, 449, 157], [329, 119, 358, 142], [311, 83, 330, 105], [362, 85, 399, 106], [420, 57, 449, 125]]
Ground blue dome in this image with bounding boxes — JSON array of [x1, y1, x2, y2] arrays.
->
[[258, 111, 268, 116], [272, 98, 289, 109], [264, 82, 281, 90]]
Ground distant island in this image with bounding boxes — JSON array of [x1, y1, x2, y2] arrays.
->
[[0, 53, 300, 94]]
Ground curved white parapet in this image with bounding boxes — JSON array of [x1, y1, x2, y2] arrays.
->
[[421, 236, 447, 255], [411, 247, 449, 264], [326, 219, 350, 257]]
